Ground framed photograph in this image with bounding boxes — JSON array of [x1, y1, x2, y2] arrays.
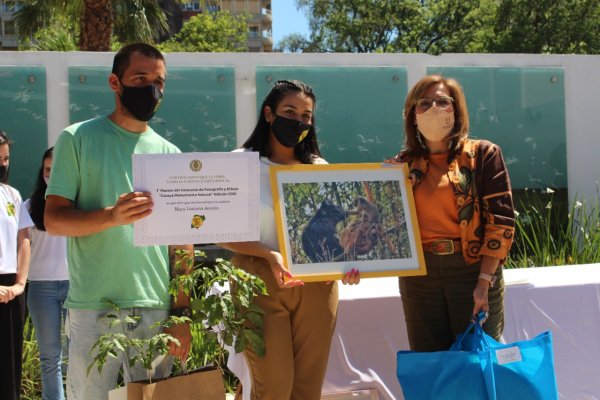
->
[[270, 163, 426, 282]]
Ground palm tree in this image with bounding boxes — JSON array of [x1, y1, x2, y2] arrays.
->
[[79, 0, 112, 51], [14, 0, 173, 51]]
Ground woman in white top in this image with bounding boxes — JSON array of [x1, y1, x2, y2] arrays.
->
[[220, 80, 359, 400], [25, 147, 69, 400], [0, 130, 33, 400]]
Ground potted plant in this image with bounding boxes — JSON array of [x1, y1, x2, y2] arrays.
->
[[88, 249, 267, 398]]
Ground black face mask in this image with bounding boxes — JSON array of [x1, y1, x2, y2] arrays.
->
[[119, 82, 163, 122], [0, 165, 7, 183], [271, 115, 312, 148]]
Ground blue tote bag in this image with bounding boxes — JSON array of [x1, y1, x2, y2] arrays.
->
[[396, 313, 558, 400]]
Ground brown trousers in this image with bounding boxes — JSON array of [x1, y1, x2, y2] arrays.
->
[[231, 255, 338, 400], [399, 252, 504, 352]]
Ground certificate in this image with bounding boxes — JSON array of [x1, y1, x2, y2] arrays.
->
[[133, 152, 259, 246]]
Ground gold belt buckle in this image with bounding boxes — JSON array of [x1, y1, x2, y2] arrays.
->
[[431, 239, 454, 255]]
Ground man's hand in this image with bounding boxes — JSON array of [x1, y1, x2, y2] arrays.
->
[[109, 191, 154, 225], [164, 322, 192, 361], [46, 191, 154, 237]]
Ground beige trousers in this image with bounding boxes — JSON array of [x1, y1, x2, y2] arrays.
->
[[231, 255, 339, 400]]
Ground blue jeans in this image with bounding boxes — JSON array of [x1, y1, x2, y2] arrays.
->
[[66, 308, 172, 400], [27, 280, 70, 400]]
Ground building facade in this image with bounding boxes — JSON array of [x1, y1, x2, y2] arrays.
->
[[181, 0, 272, 52], [0, 1, 18, 49], [1, 1, 272, 52]]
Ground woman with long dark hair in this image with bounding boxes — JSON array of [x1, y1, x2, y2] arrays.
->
[[219, 80, 359, 400], [0, 130, 33, 400], [25, 147, 69, 400]]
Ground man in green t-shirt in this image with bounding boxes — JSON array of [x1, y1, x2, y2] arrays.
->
[[46, 43, 193, 400]]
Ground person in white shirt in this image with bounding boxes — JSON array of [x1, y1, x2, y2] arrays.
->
[[0, 130, 33, 400], [25, 147, 69, 400], [219, 80, 360, 400]]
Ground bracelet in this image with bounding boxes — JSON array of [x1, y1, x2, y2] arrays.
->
[[169, 306, 192, 318], [478, 272, 497, 288]]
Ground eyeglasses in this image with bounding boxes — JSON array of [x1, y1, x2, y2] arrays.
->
[[415, 96, 454, 114]]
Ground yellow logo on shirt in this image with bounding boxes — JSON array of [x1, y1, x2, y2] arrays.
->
[[6, 202, 15, 217]]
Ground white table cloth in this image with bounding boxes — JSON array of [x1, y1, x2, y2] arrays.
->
[[323, 264, 600, 399]]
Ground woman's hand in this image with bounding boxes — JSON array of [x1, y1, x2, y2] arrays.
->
[[266, 251, 304, 289], [325, 268, 361, 285], [472, 279, 490, 322], [342, 269, 360, 285], [473, 256, 500, 323], [0, 285, 12, 303], [0, 284, 23, 303], [383, 155, 403, 165]]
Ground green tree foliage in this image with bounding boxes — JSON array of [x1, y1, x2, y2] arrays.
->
[[14, 0, 171, 51], [287, 0, 599, 54], [293, 0, 497, 53], [296, 0, 423, 52], [158, 11, 249, 52], [490, 0, 600, 54], [18, 15, 78, 51], [275, 33, 310, 53], [415, 0, 497, 54]]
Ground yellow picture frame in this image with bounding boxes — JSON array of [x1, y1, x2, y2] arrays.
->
[[270, 162, 426, 282]]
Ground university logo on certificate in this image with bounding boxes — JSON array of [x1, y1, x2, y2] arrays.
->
[[132, 152, 259, 246]]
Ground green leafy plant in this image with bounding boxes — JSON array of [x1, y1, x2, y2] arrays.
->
[[88, 251, 267, 380], [507, 189, 600, 267], [20, 316, 43, 400], [157, 11, 250, 53]]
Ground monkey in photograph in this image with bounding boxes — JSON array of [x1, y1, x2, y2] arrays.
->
[[341, 195, 396, 257]]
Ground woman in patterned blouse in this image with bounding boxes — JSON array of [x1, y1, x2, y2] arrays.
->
[[389, 75, 515, 351]]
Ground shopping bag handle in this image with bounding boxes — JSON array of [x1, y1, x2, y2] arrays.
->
[[473, 312, 497, 400], [453, 311, 489, 351]]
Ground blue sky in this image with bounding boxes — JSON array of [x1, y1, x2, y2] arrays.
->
[[272, 1, 310, 46]]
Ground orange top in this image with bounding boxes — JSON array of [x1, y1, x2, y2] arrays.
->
[[406, 139, 515, 265], [413, 152, 461, 243]]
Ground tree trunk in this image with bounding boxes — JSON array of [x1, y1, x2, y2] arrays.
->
[[79, 0, 113, 51]]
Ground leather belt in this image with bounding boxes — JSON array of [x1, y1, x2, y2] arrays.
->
[[422, 239, 462, 255]]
